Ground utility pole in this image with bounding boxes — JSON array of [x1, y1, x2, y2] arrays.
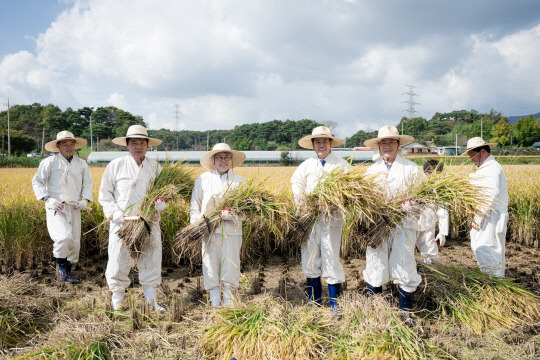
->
[[207, 131, 209, 151], [90, 114, 93, 152], [481, 118, 483, 139], [41, 127, 45, 155], [401, 85, 420, 135], [4, 98, 11, 156]]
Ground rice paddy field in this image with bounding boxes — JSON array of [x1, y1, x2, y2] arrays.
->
[[1, 163, 539, 359]]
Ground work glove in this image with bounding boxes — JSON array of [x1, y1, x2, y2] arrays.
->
[[435, 233, 446, 247], [220, 207, 233, 221], [46, 198, 64, 212], [112, 210, 126, 225], [153, 197, 167, 213], [75, 199, 88, 210], [472, 215, 484, 230], [400, 200, 414, 212]]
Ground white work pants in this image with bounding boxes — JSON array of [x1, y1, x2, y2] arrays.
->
[[202, 232, 242, 290], [363, 226, 421, 293], [301, 221, 345, 284], [105, 222, 162, 292], [416, 228, 438, 263], [470, 211, 507, 277], [46, 205, 81, 263]]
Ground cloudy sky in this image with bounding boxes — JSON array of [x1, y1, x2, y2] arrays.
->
[[1, 0, 540, 137]]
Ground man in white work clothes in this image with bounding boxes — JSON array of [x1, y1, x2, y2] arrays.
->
[[32, 131, 93, 284]]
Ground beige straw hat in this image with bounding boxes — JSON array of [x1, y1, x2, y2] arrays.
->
[[45, 131, 87, 152], [461, 137, 497, 155], [200, 143, 246, 170], [364, 125, 414, 148], [112, 125, 162, 147], [298, 126, 345, 149]]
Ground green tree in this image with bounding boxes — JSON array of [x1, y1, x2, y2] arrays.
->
[[345, 130, 377, 147], [9, 130, 37, 155], [513, 115, 540, 147], [490, 118, 512, 149]]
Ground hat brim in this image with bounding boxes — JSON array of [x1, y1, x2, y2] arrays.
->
[[298, 135, 345, 149], [364, 135, 414, 149], [44, 138, 87, 152], [112, 136, 162, 147], [461, 142, 497, 156], [200, 149, 246, 170]]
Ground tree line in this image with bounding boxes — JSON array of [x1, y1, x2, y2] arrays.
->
[[0, 103, 539, 155]]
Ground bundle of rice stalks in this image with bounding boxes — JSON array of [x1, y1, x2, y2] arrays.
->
[[117, 159, 195, 259], [287, 166, 389, 250], [420, 264, 540, 335], [174, 174, 292, 265], [358, 167, 492, 249], [198, 298, 335, 360]]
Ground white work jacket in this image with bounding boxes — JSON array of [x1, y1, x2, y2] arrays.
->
[[469, 155, 508, 216], [98, 155, 161, 219], [190, 169, 245, 235], [32, 153, 93, 203], [291, 152, 350, 226], [366, 154, 423, 229]]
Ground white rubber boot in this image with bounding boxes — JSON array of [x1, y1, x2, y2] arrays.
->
[[112, 291, 125, 311], [209, 287, 221, 309], [222, 285, 237, 308], [143, 286, 165, 312]]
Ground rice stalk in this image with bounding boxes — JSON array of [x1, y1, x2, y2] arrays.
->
[[174, 173, 292, 265], [117, 159, 195, 259], [420, 264, 540, 335]]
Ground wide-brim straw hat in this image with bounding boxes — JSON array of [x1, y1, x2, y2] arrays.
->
[[461, 137, 497, 155], [298, 126, 345, 149], [364, 125, 414, 148], [112, 125, 162, 147], [45, 131, 87, 152], [200, 143, 246, 170]]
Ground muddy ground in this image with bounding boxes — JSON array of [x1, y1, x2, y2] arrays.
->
[[2, 239, 540, 359]]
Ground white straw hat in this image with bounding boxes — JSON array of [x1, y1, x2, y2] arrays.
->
[[364, 125, 414, 148], [298, 126, 345, 149], [200, 143, 246, 170], [45, 131, 87, 152], [462, 137, 497, 155], [112, 125, 162, 147]]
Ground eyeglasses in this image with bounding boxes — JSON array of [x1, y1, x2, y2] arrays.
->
[[214, 155, 232, 162]]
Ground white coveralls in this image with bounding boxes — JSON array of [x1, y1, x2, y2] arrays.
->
[[416, 205, 449, 263], [291, 152, 350, 285], [362, 154, 424, 293], [469, 155, 508, 277], [98, 155, 162, 293], [32, 154, 93, 263], [190, 169, 245, 291]]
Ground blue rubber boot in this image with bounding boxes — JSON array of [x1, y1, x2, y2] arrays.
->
[[64, 262, 80, 284], [398, 286, 415, 325], [366, 283, 383, 298], [55, 258, 68, 282], [328, 283, 341, 316], [306, 277, 322, 305]]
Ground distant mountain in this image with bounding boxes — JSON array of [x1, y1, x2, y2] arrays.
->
[[507, 112, 540, 124]]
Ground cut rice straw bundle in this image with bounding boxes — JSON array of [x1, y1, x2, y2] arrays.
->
[[287, 166, 389, 249], [174, 173, 292, 265], [420, 264, 540, 335], [358, 166, 492, 249], [117, 159, 195, 259]]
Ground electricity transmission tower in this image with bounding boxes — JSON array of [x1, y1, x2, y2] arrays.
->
[[401, 85, 420, 135]]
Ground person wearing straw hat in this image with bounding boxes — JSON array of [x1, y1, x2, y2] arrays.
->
[[291, 126, 350, 314], [362, 125, 423, 320], [98, 124, 167, 311], [32, 131, 93, 284], [190, 143, 246, 308], [463, 137, 508, 277], [415, 159, 449, 264]]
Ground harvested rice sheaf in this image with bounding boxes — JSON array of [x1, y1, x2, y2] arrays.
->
[[421, 264, 540, 335], [117, 159, 195, 259], [174, 174, 292, 265]]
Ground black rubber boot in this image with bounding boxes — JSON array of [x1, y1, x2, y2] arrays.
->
[[398, 286, 415, 326], [366, 283, 383, 298], [64, 262, 80, 284], [306, 277, 322, 305]]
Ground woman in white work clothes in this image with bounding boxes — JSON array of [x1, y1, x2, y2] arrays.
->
[[190, 143, 246, 308], [362, 126, 423, 320]]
